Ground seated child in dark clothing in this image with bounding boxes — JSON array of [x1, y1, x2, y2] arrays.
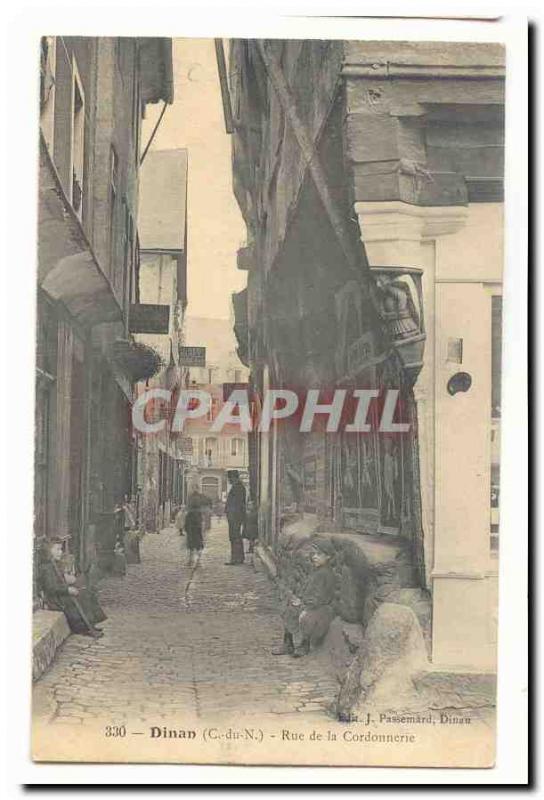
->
[[39, 538, 107, 638], [273, 538, 336, 658], [183, 495, 204, 567]]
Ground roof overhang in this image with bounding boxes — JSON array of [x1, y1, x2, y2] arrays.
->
[[139, 38, 174, 105]]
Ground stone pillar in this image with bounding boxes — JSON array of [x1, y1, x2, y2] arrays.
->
[[354, 201, 496, 669], [354, 201, 467, 584]]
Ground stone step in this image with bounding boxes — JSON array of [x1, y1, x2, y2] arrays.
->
[[32, 609, 70, 682], [413, 668, 497, 709]]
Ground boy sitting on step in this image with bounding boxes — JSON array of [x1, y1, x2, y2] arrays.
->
[[273, 538, 336, 658]]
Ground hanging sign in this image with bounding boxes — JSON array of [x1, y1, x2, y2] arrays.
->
[[179, 346, 206, 367]]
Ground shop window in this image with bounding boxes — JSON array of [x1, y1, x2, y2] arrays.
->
[[207, 397, 219, 421], [447, 337, 463, 364]]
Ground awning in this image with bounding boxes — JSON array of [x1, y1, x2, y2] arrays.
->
[[38, 137, 122, 327], [138, 38, 174, 104]]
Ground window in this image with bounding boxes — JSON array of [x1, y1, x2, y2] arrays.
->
[[123, 212, 134, 334], [71, 59, 85, 220], [205, 437, 216, 466], [132, 42, 141, 165], [40, 37, 56, 151], [491, 297, 502, 419], [490, 295, 502, 554], [206, 397, 218, 422], [231, 438, 244, 457], [109, 146, 118, 273], [447, 337, 463, 364]]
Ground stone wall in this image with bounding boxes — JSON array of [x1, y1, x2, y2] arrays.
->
[[269, 519, 434, 717], [276, 523, 431, 647], [33, 610, 71, 682]]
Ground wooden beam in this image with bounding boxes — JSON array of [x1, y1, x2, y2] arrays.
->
[[255, 41, 368, 275]]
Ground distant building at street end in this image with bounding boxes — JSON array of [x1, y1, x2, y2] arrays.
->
[[182, 316, 250, 502], [135, 148, 189, 531]]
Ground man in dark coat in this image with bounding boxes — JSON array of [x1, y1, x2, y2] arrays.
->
[[39, 539, 106, 638], [224, 470, 246, 565]]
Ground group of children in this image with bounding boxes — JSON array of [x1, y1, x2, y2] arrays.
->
[[175, 492, 258, 568]]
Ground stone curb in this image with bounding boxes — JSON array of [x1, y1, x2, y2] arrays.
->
[[413, 668, 497, 709], [255, 544, 278, 579]]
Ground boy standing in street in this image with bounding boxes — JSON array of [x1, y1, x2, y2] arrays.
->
[[183, 495, 204, 568], [242, 500, 259, 566]]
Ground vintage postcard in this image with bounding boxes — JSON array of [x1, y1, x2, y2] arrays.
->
[[30, 30, 511, 769]]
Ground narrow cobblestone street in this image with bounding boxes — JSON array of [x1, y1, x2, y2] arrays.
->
[[33, 520, 339, 728]]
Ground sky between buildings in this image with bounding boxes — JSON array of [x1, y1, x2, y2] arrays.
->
[[142, 38, 247, 332]]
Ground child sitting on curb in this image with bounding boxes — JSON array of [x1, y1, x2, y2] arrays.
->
[[273, 538, 336, 658]]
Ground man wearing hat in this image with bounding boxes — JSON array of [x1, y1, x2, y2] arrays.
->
[[224, 470, 246, 565], [273, 538, 336, 657]]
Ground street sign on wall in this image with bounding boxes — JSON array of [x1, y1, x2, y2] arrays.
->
[[179, 346, 206, 367]]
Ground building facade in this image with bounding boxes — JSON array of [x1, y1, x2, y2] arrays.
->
[[182, 317, 250, 501], [134, 148, 189, 532], [36, 37, 173, 594], [227, 40, 504, 672]]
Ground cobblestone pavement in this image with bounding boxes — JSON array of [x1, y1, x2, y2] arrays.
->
[[33, 520, 339, 727]]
